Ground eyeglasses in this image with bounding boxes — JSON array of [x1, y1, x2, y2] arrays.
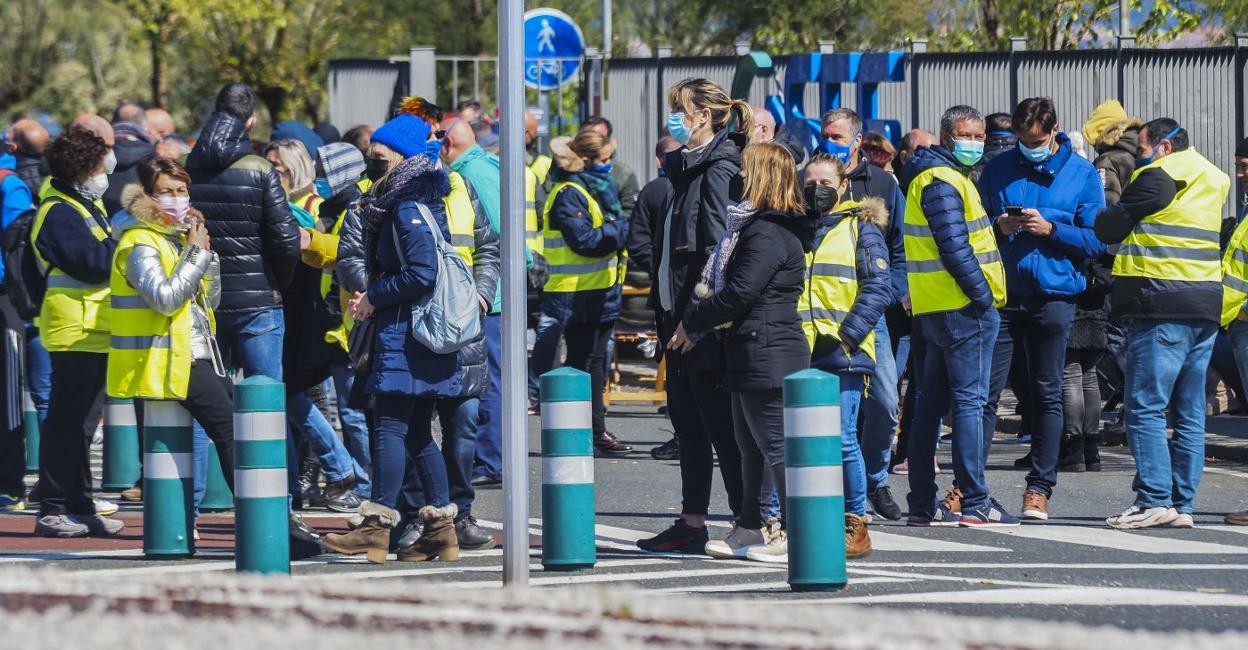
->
[[434, 130, 447, 140]]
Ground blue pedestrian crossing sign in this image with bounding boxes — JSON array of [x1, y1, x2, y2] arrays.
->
[[524, 8, 584, 90]]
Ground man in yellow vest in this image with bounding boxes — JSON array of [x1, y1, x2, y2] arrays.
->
[[900, 105, 1018, 528], [1094, 118, 1229, 530]]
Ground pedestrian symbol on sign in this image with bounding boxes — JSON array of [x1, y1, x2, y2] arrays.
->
[[523, 8, 584, 91]]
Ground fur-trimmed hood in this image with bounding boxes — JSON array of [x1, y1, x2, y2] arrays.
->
[[1094, 117, 1145, 149], [549, 135, 584, 173], [114, 183, 203, 235]]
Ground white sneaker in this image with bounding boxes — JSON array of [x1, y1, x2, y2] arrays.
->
[[745, 529, 788, 563], [1107, 506, 1178, 529], [704, 523, 768, 559], [1168, 513, 1195, 528], [193, 527, 200, 541], [92, 422, 104, 447], [93, 498, 119, 516]]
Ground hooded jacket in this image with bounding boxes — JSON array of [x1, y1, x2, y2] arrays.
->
[[186, 111, 299, 313], [684, 209, 814, 392], [0, 153, 34, 283], [897, 145, 996, 310], [103, 123, 154, 216], [1092, 121, 1143, 205], [808, 199, 893, 376], [844, 160, 907, 302], [366, 161, 488, 398], [655, 128, 747, 323], [978, 132, 1106, 299]]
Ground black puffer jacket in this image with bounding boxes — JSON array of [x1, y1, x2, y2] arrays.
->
[[683, 209, 814, 392], [186, 112, 299, 313], [103, 124, 153, 216]]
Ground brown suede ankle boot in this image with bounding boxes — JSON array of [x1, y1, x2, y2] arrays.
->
[[323, 501, 399, 564], [397, 504, 460, 562], [845, 513, 872, 559]]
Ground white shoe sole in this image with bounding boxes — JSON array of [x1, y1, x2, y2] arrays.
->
[[1107, 510, 1178, 530], [1022, 509, 1049, 521], [745, 551, 788, 563], [705, 542, 764, 559]]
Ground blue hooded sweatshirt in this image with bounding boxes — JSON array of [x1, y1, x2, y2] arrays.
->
[[0, 152, 35, 282], [977, 132, 1106, 298]]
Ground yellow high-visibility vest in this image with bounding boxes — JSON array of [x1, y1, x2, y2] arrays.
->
[[1113, 148, 1229, 283], [800, 200, 877, 360], [31, 187, 111, 352], [529, 154, 553, 185], [107, 227, 212, 399], [542, 182, 619, 293], [445, 171, 476, 268], [525, 167, 543, 255], [903, 166, 1007, 315], [1221, 217, 1248, 327]]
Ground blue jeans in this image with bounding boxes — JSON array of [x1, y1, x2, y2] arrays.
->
[[473, 314, 503, 480], [982, 298, 1075, 497], [373, 394, 450, 510], [215, 309, 285, 381], [24, 322, 50, 426], [908, 305, 1000, 516], [330, 367, 371, 497], [859, 318, 899, 491], [527, 310, 563, 405], [400, 396, 480, 519], [837, 372, 868, 516], [1124, 319, 1216, 514], [192, 421, 209, 513], [286, 390, 362, 488], [1229, 320, 1248, 401]]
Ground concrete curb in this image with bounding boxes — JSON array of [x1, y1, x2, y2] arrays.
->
[[1, 566, 1246, 649]]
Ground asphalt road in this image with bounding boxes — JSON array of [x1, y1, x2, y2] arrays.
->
[[3, 403, 1248, 633]]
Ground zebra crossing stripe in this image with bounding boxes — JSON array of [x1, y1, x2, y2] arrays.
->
[[980, 525, 1248, 554], [819, 586, 1248, 607], [867, 531, 1007, 553]]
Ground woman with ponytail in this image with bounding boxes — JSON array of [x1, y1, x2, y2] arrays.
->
[[637, 78, 757, 555]]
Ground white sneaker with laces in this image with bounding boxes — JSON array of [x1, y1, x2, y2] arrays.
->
[[1168, 512, 1195, 528], [1107, 506, 1178, 529], [745, 530, 788, 563], [93, 498, 119, 516], [704, 523, 768, 559]]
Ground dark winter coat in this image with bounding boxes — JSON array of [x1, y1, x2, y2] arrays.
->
[[1094, 158, 1222, 324], [33, 179, 116, 287], [103, 125, 153, 216], [186, 111, 300, 313], [844, 160, 907, 302], [627, 174, 672, 276], [366, 168, 488, 398], [684, 209, 814, 392], [808, 203, 893, 377], [542, 179, 629, 326], [13, 154, 47, 196], [897, 145, 996, 310], [1068, 254, 1113, 351], [1092, 122, 1143, 205]]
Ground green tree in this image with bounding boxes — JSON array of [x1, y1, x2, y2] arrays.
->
[[114, 0, 195, 108]]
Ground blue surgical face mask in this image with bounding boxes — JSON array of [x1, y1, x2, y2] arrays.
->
[[314, 177, 333, 199], [820, 130, 859, 164], [1019, 137, 1053, 164], [952, 139, 985, 167], [592, 162, 612, 173], [667, 112, 692, 145], [423, 138, 443, 162], [1136, 125, 1183, 169]]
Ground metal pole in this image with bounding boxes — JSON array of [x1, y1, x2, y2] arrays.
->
[[602, 0, 612, 57], [1119, 0, 1130, 37], [499, 0, 530, 586]]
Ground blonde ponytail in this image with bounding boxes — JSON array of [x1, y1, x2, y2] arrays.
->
[[729, 99, 754, 137], [668, 78, 750, 134]]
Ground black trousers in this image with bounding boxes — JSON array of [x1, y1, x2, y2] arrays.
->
[[663, 338, 743, 518], [732, 389, 786, 529], [562, 321, 614, 435], [0, 295, 25, 496], [175, 360, 236, 493], [39, 351, 107, 516]]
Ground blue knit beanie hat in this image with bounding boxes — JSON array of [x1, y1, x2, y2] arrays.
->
[[371, 96, 440, 158]]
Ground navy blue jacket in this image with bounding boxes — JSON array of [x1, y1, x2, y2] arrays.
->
[[978, 133, 1105, 298], [809, 210, 892, 377], [897, 146, 994, 310], [34, 180, 116, 286], [844, 161, 907, 303], [542, 181, 629, 326], [367, 170, 478, 398]]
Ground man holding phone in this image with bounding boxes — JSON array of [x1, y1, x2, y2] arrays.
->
[[977, 97, 1106, 521]]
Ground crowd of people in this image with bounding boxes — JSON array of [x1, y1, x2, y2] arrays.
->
[[1, 75, 1247, 566]]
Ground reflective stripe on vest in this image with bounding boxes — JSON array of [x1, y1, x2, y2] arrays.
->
[[445, 171, 477, 267], [106, 227, 197, 400], [799, 202, 876, 361], [529, 154, 553, 184], [1221, 219, 1248, 327], [902, 165, 1007, 315], [31, 187, 111, 353], [542, 182, 619, 293], [1113, 148, 1229, 283], [525, 167, 543, 254]]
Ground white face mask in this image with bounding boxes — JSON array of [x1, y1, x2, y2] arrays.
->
[[81, 173, 109, 199], [103, 149, 117, 175]]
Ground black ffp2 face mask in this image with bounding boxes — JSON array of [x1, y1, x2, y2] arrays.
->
[[805, 184, 841, 215], [365, 159, 390, 182]]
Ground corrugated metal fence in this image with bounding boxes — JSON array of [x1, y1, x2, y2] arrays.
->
[[602, 47, 1248, 203]]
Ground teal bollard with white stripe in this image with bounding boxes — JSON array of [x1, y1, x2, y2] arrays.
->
[[200, 441, 235, 512], [233, 376, 289, 574], [783, 369, 846, 592], [103, 397, 141, 490], [539, 367, 595, 571], [22, 390, 38, 474], [143, 400, 195, 558]]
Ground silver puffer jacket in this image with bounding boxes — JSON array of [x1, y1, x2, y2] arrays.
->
[[116, 184, 223, 370]]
